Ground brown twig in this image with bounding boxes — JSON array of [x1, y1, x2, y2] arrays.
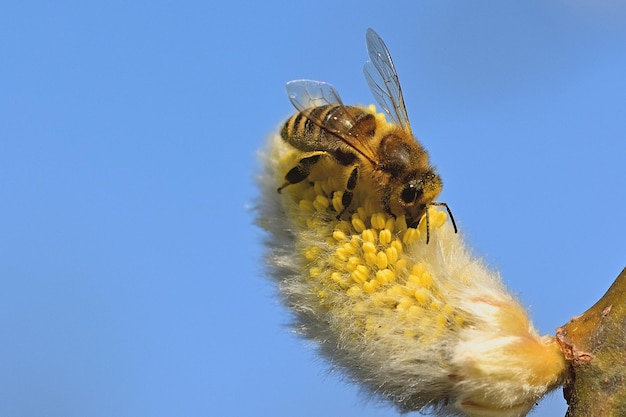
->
[[556, 267, 626, 417]]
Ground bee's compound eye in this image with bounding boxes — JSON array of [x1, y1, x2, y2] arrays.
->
[[400, 184, 423, 205]]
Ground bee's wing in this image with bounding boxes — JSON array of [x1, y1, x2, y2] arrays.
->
[[286, 79, 343, 110], [363, 28, 412, 134], [286, 79, 378, 165]]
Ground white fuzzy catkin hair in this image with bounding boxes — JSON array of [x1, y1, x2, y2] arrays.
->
[[257, 130, 565, 417]]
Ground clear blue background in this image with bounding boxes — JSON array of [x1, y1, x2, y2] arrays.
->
[[1, 1, 625, 416]]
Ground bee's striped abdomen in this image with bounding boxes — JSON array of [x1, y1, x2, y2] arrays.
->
[[281, 105, 375, 151], [281, 105, 335, 151]]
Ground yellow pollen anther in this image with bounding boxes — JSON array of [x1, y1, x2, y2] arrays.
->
[[363, 280, 379, 293], [332, 193, 344, 213], [394, 259, 407, 272], [385, 247, 398, 264], [352, 217, 366, 233], [419, 274, 434, 289], [408, 266, 434, 289], [362, 229, 376, 243], [394, 215, 408, 232], [335, 244, 355, 260], [402, 228, 420, 245], [391, 239, 403, 254], [364, 251, 378, 266], [376, 251, 388, 269], [313, 181, 325, 196], [376, 268, 395, 284], [351, 265, 369, 285], [342, 242, 356, 254], [396, 297, 413, 311], [412, 263, 426, 276], [386, 285, 405, 297], [347, 256, 361, 272], [371, 213, 386, 230], [362, 241, 376, 254], [379, 229, 392, 245], [334, 247, 349, 261], [414, 288, 430, 304], [313, 195, 330, 212], [333, 230, 347, 242]]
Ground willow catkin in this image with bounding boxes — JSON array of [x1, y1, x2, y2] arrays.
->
[[257, 131, 565, 417]]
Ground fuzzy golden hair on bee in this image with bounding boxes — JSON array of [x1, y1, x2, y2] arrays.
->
[[256, 28, 566, 417]]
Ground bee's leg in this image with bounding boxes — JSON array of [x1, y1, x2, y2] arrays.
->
[[277, 152, 325, 193], [336, 166, 358, 219]]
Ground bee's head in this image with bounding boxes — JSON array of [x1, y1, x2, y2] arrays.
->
[[396, 170, 443, 227]]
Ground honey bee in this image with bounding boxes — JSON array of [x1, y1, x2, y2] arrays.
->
[[278, 28, 456, 243]]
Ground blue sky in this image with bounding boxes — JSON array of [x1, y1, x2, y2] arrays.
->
[[1, 1, 625, 416]]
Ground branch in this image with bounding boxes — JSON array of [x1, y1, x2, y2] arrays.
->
[[557, 267, 626, 417]]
